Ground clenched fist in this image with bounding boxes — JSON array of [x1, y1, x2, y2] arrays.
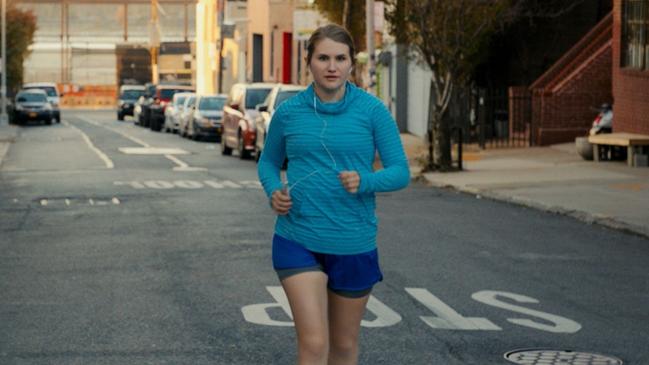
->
[[271, 187, 292, 215], [338, 171, 360, 194]]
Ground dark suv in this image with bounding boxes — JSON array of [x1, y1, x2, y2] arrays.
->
[[149, 85, 195, 131], [12, 89, 53, 125], [117, 85, 145, 120]]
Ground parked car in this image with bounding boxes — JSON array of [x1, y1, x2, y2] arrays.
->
[[133, 82, 156, 127], [221, 82, 275, 159], [163, 92, 193, 133], [12, 89, 53, 126], [22, 82, 61, 123], [254, 84, 305, 161], [178, 93, 197, 137], [117, 85, 145, 121], [149, 85, 195, 132], [185, 94, 227, 141], [134, 82, 156, 127]]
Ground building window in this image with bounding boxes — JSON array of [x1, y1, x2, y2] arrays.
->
[[623, 0, 649, 69]]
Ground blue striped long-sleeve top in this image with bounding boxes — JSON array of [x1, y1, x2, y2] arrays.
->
[[257, 82, 410, 255]]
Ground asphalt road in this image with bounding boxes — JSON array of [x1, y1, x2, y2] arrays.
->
[[0, 110, 647, 365]]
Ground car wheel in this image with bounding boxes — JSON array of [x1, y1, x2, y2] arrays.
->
[[46, 119, 52, 125], [238, 132, 250, 160], [221, 136, 233, 156], [117, 113, 124, 121]]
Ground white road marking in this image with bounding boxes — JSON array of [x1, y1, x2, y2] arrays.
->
[[65, 199, 70, 206], [243, 287, 582, 333], [406, 288, 501, 330], [472, 290, 582, 333], [242, 287, 402, 328], [40, 199, 48, 206], [78, 116, 202, 171], [119, 147, 189, 155], [79, 116, 150, 147], [112, 197, 120, 205], [63, 120, 114, 169], [362, 296, 402, 328]]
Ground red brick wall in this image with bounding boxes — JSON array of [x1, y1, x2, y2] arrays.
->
[[612, 0, 649, 135], [531, 45, 613, 145]]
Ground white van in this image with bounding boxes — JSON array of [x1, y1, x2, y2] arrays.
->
[[22, 82, 61, 123]]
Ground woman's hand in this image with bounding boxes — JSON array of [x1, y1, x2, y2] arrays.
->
[[271, 188, 292, 215], [338, 171, 360, 194]]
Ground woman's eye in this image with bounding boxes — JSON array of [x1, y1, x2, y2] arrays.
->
[[318, 56, 328, 61], [336, 56, 347, 61]]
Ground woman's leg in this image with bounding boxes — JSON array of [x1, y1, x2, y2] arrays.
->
[[327, 291, 370, 365], [281, 271, 330, 365]]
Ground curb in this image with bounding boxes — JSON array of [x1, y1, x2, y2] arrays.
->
[[421, 177, 649, 240]]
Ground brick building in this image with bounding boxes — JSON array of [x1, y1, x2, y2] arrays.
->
[[612, 0, 649, 135]]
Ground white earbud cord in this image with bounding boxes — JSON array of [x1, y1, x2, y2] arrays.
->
[[284, 92, 338, 193]]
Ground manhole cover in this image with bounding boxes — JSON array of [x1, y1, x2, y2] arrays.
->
[[504, 349, 623, 365]]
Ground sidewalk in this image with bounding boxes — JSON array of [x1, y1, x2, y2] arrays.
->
[[0, 123, 18, 169], [400, 133, 649, 239]]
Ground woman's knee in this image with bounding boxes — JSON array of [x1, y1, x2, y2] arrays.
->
[[298, 334, 329, 359], [329, 336, 357, 358]]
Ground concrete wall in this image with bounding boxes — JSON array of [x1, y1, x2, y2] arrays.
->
[[407, 60, 431, 138]]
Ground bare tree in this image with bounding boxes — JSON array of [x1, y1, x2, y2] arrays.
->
[[385, 0, 588, 171], [386, 0, 508, 171]]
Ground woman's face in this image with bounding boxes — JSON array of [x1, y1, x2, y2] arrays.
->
[[309, 38, 353, 96]]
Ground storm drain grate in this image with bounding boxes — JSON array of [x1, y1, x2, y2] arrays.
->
[[504, 349, 623, 365]]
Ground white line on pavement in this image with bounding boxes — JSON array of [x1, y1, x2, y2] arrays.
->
[[62, 120, 114, 169], [77, 116, 202, 171], [78, 116, 151, 147]]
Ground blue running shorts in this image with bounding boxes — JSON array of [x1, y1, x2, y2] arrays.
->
[[272, 234, 383, 298]]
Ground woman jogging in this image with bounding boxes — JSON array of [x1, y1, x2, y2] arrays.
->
[[257, 24, 410, 365]]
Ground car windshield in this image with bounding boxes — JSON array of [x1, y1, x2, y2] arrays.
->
[[161, 89, 192, 99], [274, 90, 300, 109], [186, 97, 196, 107], [120, 90, 144, 100], [245, 88, 272, 110], [199, 97, 226, 111], [24, 86, 57, 97], [17, 93, 47, 103]]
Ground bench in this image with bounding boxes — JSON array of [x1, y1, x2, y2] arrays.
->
[[588, 133, 649, 167]]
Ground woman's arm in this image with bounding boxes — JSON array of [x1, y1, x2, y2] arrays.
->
[[357, 102, 410, 194], [257, 107, 287, 199]]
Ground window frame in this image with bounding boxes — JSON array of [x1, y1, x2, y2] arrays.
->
[[622, 0, 649, 70]]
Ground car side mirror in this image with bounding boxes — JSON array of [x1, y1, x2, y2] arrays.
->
[[256, 104, 268, 112]]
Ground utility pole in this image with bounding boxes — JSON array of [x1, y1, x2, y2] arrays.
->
[[150, 0, 160, 84], [1, 0, 8, 125], [217, 0, 224, 94], [365, 0, 375, 94]]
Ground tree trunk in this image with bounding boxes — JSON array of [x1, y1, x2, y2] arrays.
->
[[342, 0, 351, 31], [426, 78, 453, 171]]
